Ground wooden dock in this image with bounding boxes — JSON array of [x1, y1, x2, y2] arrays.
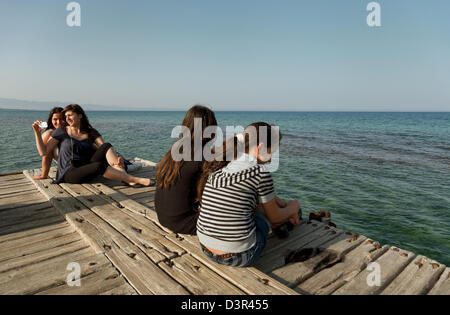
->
[[0, 158, 448, 295]]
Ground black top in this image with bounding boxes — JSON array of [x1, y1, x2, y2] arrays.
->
[[155, 161, 202, 235], [51, 126, 101, 184]]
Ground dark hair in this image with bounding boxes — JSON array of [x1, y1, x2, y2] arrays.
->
[[196, 122, 281, 202], [156, 105, 218, 190], [62, 104, 97, 142], [45, 107, 64, 131]]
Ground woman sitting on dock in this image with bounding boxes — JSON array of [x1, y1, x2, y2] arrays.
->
[[32, 107, 65, 180], [32, 104, 152, 186], [155, 105, 217, 235], [196, 122, 300, 267]]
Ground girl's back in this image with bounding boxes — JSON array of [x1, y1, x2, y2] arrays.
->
[[155, 160, 202, 234], [197, 153, 275, 253]]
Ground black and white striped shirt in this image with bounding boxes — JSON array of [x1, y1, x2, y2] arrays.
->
[[197, 154, 275, 253]]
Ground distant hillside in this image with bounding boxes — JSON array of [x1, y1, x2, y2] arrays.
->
[[0, 98, 140, 111]]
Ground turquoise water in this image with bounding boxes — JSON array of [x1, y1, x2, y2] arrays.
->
[[1, 109, 449, 265]]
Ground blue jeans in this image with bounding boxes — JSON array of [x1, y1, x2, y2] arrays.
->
[[201, 212, 271, 267]]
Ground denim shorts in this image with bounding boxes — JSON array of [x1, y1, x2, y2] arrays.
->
[[201, 212, 271, 268]]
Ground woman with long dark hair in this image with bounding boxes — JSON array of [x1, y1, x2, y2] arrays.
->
[[32, 107, 65, 180], [155, 105, 217, 235], [32, 104, 151, 186]]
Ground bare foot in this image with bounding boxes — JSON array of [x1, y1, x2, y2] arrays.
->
[[128, 178, 154, 187], [32, 174, 48, 180]]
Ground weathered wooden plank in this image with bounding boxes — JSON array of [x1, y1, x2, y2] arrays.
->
[[60, 182, 185, 261], [117, 186, 156, 197], [66, 200, 169, 271], [268, 233, 367, 288], [0, 238, 89, 273], [0, 193, 46, 211], [0, 251, 108, 295], [37, 180, 165, 264], [0, 202, 52, 222], [0, 171, 23, 176], [0, 173, 25, 181], [332, 246, 416, 295], [0, 232, 80, 262], [318, 232, 367, 256], [83, 182, 148, 216], [0, 225, 74, 253], [262, 221, 322, 258], [0, 190, 42, 203], [0, 177, 27, 186], [0, 221, 69, 244], [140, 201, 156, 212], [24, 172, 188, 295], [105, 242, 188, 295], [166, 233, 299, 295], [428, 267, 450, 295], [47, 167, 57, 178], [132, 196, 156, 207], [0, 183, 31, 193], [0, 183, 36, 195], [0, 189, 40, 199], [121, 204, 168, 233], [95, 178, 125, 189], [23, 173, 115, 254], [298, 239, 388, 295], [254, 224, 343, 273], [1, 200, 49, 213], [82, 183, 168, 240], [0, 207, 59, 229], [0, 215, 65, 236], [158, 254, 245, 295], [37, 267, 127, 295], [381, 255, 446, 295], [100, 283, 138, 295], [0, 176, 27, 187]]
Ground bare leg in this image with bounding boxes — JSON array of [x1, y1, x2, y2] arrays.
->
[[33, 153, 53, 180], [102, 166, 151, 186], [105, 147, 126, 172]]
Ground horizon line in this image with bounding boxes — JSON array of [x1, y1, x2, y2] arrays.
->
[[1, 107, 449, 113]]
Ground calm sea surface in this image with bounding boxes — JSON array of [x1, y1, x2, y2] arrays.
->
[[1, 109, 449, 265]]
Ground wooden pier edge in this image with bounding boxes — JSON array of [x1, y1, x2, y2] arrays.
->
[[0, 158, 447, 295]]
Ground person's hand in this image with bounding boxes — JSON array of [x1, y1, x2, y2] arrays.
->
[[275, 196, 287, 208], [32, 121, 43, 133], [287, 199, 301, 226], [287, 199, 300, 212], [288, 213, 300, 227]]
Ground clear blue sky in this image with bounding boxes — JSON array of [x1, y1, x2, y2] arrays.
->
[[0, 0, 449, 111]]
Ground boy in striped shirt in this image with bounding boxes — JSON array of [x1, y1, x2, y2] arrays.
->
[[196, 122, 300, 267]]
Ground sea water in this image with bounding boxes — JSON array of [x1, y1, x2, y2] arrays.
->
[[0, 109, 449, 265]]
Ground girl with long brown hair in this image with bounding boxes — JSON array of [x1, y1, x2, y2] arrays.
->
[[32, 107, 65, 180], [155, 105, 217, 235], [196, 122, 300, 267]]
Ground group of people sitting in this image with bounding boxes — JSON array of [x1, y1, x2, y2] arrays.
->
[[32, 104, 301, 267], [32, 105, 151, 186]]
